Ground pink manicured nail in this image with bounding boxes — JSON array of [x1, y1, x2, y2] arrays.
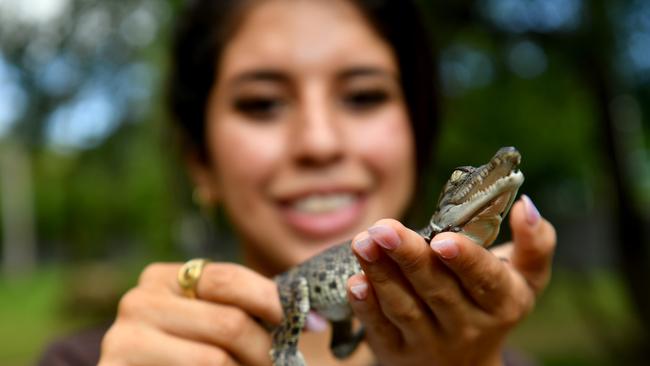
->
[[522, 195, 541, 226], [305, 311, 328, 332], [353, 237, 378, 262], [430, 239, 458, 259], [350, 282, 368, 300], [367, 225, 401, 250]]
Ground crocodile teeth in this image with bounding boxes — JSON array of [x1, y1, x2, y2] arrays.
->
[[292, 193, 356, 214]]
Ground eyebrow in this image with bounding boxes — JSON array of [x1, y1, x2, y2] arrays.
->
[[337, 66, 397, 81], [228, 66, 397, 88], [229, 69, 290, 87]]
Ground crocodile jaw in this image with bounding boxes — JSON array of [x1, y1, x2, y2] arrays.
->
[[431, 170, 524, 246], [429, 147, 525, 247]]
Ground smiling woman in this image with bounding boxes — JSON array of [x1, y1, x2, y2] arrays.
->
[[193, 0, 417, 275], [40, 0, 556, 365]]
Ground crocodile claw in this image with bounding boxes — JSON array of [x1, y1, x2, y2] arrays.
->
[[270, 349, 306, 366]]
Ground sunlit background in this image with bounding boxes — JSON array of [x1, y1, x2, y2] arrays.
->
[[1, 0, 649, 364]]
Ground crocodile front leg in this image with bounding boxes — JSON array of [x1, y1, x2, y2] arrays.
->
[[271, 276, 310, 366], [330, 319, 365, 359]]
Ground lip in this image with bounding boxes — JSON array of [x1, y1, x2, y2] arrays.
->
[[277, 190, 367, 240]]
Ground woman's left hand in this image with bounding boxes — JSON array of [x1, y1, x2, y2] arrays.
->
[[346, 195, 556, 366]]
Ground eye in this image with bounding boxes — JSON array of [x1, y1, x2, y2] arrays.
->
[[233, 97, 286, 120], [342, 89, 389, 111], [450, 169, 467, 182]]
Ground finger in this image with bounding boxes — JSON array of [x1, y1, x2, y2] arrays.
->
[[197, 263, 283, 324], [510, 195, 557, 294], [138, 262, 283, 325], [101, 323, 239, 366], [117, 289, 272, 366], [490, 242, 514, 262], [362, 219, 475, 331], [351, 230, 435, 342], [367, 219, 431, 276], [347, 273, 403, 351], [430, 232, 528, 313]]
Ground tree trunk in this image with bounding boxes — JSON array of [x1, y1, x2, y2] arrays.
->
[[1, 141, 37, 277]]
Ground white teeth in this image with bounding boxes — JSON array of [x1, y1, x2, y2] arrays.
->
[[292, 193, 356, 214]]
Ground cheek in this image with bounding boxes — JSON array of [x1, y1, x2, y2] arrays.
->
[[353, 107, 416, 182], [350, 106, 416, 218], [209, 119, 285, 205]]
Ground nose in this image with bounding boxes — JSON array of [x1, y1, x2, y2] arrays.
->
[[290, 91, 344, 167]]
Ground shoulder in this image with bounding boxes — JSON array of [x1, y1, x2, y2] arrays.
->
[[38, 326, 108, 366]]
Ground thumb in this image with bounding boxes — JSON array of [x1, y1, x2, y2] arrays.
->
[[510, 195, 557, 294]]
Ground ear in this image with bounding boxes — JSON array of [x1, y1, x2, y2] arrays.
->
[[185, 151, 220, 207]]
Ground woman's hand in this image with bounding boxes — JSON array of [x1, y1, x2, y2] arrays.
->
[[347, 195, 556, 366], [99, 262, 282, 366]]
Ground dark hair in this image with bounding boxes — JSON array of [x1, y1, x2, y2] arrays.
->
[[169, 0, 439, 216]]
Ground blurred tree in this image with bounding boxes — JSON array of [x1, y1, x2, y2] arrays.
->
[[0, 0, 191, 268], [1, 141, 36, 276]]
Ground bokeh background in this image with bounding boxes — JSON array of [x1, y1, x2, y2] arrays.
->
[[1, 0, 649, 364]]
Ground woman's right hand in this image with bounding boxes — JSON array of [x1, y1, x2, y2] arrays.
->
[[99, 262, 283, 366]]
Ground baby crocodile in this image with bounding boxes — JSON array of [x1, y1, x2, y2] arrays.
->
[[271, 147, 525, 366]]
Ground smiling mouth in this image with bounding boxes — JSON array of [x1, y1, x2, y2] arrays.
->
[[290, 193, 358, 214], [279, 191, 367, 239]]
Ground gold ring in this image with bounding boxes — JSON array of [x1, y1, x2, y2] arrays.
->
[[177, 258, 210, 299]]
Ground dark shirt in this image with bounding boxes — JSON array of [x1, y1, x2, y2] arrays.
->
[[38, 327, 106, 366]]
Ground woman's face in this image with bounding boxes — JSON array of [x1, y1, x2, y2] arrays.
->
[[197, 0, 416, 274]]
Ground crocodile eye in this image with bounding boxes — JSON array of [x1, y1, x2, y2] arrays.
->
[[450, 169, 467, 182]]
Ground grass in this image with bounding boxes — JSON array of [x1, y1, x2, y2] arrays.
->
[[0, 267, 642, 365], [0, 265, 129, 365], [0, 268, 73, 365]]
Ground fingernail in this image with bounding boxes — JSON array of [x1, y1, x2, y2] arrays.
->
[[430, 239, 458, 259], [350, 282, 368, 301], [353, 237, 378, 262], [367, 225, 401, 250], [522, 195, 540, 226], [305, 311, 329, 332]]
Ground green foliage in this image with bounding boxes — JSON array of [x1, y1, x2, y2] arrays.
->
[[437, 51, 604, 215], [0, 269, 82, 365], [32, 118, 186, 261], [510, 271, 644, 365]]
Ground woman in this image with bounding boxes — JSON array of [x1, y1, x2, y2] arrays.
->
[[44, 0, 556, 365]]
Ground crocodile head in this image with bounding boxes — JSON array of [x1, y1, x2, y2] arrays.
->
[[429, 147, 524, 247]]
